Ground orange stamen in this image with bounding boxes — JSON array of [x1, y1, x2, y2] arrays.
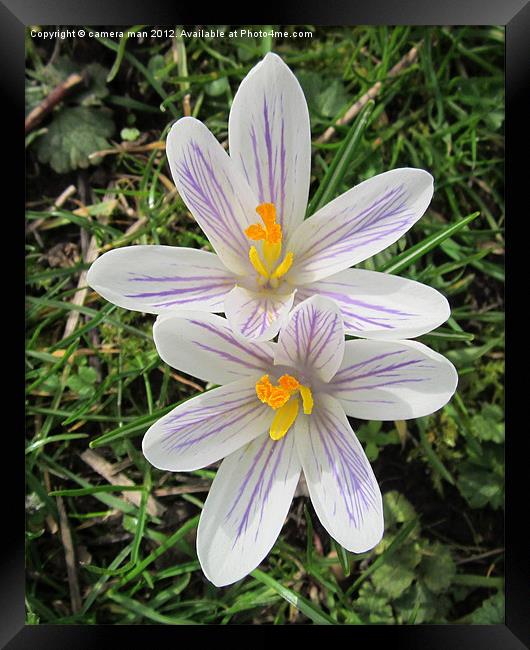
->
[[245, 203, 283, 245], [279, 375, 300, 391], [244, 224, 267, 241], [255, 373, 315, 441], [255, 203, 277, 228], [267, 387, 292, 409], [256, 375, 273, 403]]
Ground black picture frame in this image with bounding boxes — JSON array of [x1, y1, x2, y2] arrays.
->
[[16, 1, 527, 647]]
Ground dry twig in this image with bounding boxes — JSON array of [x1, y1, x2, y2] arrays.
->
[[27, 184, 77, 242], [316, 42, 423, 144], [56, 495, 82, 614], [80, 449, 166, 517], [25, 73, 84, 134], [154, 483, 210, 497]]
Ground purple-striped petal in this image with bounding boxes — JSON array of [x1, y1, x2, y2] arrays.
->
[[289, 168, 434, 284], [329, 339, 458, 420], [274, 296, 344, 383], [197, 431, 301, 586], [142, 378, 272, 472], [229, 52, 311, 240], [295, 268, 450, 339], [87, 246, 236, 314], [224, 285, 295, 342], [295, 394, 383, 552], [153, 311, 275, 386], [166, 117, 259, 276]]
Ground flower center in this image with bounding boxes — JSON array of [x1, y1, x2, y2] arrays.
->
[[255, 373, 313, 441], [244, 203, 294, 289]]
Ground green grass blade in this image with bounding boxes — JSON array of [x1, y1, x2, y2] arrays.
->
[[378, 211, 480, 274], [116, 514, 201, 588], [25, 434, 88, 454], [106, 26, 146, 82], [251, 569, 337, 624], [106, 590, 198, 624], [346, 518, 418, 596], [307, 100, 375, 217]]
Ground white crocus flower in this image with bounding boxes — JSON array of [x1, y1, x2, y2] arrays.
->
[[88, 52, 450, 342], [142, 296, 458, 587]]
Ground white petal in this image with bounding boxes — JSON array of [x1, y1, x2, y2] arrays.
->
[[142, 378, 272, 472], [329, 339, 458, 420], [153, 311, 275, 385], [229, 52, 311, 239], [87, 246, 236, 314], [289, 168, 434, 284], [274, 296, 344, 383], [224, 285, 295, 342], [166, 117, 259, 276], [295, 268, 450, 339], [197, 431, 301, 586], [295, 394, 383, 552]]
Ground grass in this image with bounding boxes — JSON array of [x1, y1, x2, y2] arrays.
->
[[25, 25, 504, 625]]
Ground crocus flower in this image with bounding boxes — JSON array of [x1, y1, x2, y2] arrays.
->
[[142, 296, 457, 586], [88, 52, 450, 342]]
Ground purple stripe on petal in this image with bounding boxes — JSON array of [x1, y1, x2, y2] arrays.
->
[[161, 385, 264, 453], [296, 286, 416, 332], [297, 186, 411, 273], [308, 404, 378, 529], [226, 288, 294, 342], [225, 434, 296, 544], [276, 299, 344, 382], [125, 282, 231, 299], [123, 265, 234, 310], [263, 95, 276, 206], [250, 124, 265, 203], [171, 135, 256, 272], [325, 340, 456, 421], [189, 319, 273, 367], [331, 349, 434, 392]]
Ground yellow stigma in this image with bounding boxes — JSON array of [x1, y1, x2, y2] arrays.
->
[[255, 373, 313, 441], [249, 246, 269, 280], [244, 203, 294, 286], [270, 399, 299, 441], [299, 384, 314, 415]]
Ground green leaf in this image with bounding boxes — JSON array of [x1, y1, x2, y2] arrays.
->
[[383, 491, 417, 529], [394, 582, 449, 624], [66, 365, 98, 398], [419, 542, 456, 593], [470, 404, 504, 443], [346, 518, 418, 596], [120, 127, 141, 141], [470, 592, 504, 624], [36, 106, 114, 173], [355, 582, 394, 623], [147, 54, 166, 77], [297, 71, 349, 119], [457, 461, 504, 509], [355, 421, 400, 461], [205, 77, 230, 97], [371, 542, 421, 598], [77, 63, 110, 105]]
